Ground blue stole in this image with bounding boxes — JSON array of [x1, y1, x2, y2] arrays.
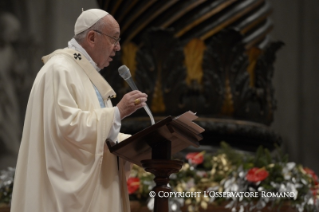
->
[[93, 84, 105, 108]]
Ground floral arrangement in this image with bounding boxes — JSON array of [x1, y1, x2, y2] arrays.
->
[[127, 142, 319, 212], [0, 167, 14, 208], [1, 143, 318, 212]]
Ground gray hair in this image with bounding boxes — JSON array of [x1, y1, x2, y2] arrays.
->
[[74, 17, 106, 44]]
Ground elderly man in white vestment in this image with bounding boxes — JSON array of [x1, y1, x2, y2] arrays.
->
[[10, 9, 147, 212]]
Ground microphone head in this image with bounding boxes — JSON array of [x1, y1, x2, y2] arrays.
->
[[118, 65, 131, 80]]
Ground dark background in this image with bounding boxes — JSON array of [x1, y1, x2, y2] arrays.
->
[[0, 0, 318, 174]]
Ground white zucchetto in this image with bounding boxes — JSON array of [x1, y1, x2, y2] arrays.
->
[[74, 9, 109, 35]]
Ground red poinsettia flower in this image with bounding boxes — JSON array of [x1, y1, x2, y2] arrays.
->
[[304, 167, 319, 203], [311, 188, 318, 197], [304, 167, 319, 185], [127, 177, 140, 194], [186, 152, 204, 165], [246, 168, 269, 183]]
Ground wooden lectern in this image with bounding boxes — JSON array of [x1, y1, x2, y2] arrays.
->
[[107, 112, 204, 212]]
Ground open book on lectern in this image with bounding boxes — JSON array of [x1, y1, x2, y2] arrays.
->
[[106, 111, 205, 167]]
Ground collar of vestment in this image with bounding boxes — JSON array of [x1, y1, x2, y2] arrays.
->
[[41, 48, 116, 101], [67, 38, 101, 72]]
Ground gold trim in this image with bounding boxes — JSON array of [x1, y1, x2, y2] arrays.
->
[[245, 24, 273, 49], [184, 39, 206, 85], [160, 0, 206, 28], [175, 0, 237, 38], [124, 0, 179, 44], [121, 42, 138, 78], [151, 67, 166, 113], [221, 78, 234, 115], [121, 0, 157, 33], [246, 47, 262, 87], [241, 10, 272, 34], [200, 0, 264, 40], [118, 0, 139, 22]]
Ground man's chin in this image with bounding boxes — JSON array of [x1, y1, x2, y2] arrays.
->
[[101, 62, 110, 69]]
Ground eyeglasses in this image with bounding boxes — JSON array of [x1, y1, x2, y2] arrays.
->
[[93, 30, 121, 46]]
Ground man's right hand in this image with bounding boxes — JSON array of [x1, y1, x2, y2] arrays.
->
[[116, 90, 148, 120]]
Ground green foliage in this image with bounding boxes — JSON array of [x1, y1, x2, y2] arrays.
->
[[217, 142, 246, 166], [0, 168, 14, 207], [128, 142, 319, 211], [1, 143, 318, 211]]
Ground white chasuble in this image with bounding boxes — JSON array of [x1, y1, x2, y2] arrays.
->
[[10, 48, 131, 212]]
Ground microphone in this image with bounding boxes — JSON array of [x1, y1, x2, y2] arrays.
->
[[118, 65, 155, 125]]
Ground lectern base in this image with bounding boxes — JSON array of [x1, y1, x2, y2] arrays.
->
[[141, 159, 184, 212]]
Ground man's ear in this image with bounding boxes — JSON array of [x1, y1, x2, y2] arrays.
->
[[86, 31, 96, 47]]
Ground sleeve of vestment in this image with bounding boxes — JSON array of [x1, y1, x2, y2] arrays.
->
[[47, 60, 115, 158], [107, 106, 121, 142]]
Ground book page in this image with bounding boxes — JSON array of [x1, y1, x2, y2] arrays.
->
[[174, 111, 204, 133]]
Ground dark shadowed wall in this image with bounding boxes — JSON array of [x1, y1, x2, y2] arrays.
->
[[270, 0, 319, 173]]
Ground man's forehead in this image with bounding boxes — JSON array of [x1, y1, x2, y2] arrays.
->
[[104, 16, 119, 26], [102, 16, 120, 34]]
